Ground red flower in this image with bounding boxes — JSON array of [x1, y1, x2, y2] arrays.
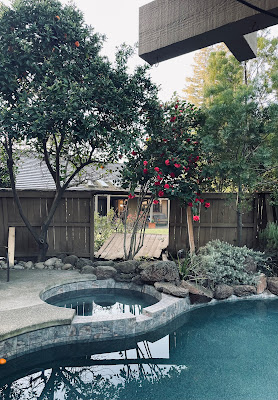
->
[[193, 215, 200, 222], [175, 104, 178, 109], [164, 184, 170, 189], [188, 202, 193, 207], [165, 159, 170, 166], [75, 41, 80, 47], [199, 199, 204, 204], [154, 181, 160, 186], [195, 198, 199, 202], [153, 199, 159, 204], [205, 202, 211, 208], [186, 139, 191, 142], [143, 160, 148, 166], [157, 175, 162, 181], [131, 150, 137, 156], [128, 194, 135, 199], [170, 172, 175, 178], [195, 156, 200, 162], [174, 163, 181, 168], [183, 167, 189, 172], [158, 190, 165, 197], [163, 139, 168, 143], [143, 168, 148, 174], [118, 154, 122, 159], [170, 116, 176, 122], [154, 167, 160, 172]]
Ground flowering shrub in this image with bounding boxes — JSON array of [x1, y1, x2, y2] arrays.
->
[[121, 98, 212, 219], [120, 98, 213, 259], [192, 240, 267, 288]]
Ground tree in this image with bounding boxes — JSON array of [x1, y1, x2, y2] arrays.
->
[[0, 0, 161, 260], [182, 44, 227, 106], [0, 148, 9, 188], [120, 98, 211, 259], [201, 48, 274, 245]]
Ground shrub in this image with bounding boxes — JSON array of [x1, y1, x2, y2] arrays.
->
[[259, 222, 278, 251], [192, 240, 267, 288], [94, 209, 124, 251]]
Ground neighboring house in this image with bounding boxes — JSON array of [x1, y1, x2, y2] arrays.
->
[[15, 156, 169, 226]]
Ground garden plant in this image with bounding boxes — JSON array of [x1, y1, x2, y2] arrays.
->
[[120, 98, 212, 259], [0, 0, 161, 261]]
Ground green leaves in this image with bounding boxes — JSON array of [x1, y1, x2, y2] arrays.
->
[[121, 98, 211, 207], [0, 0, 161, 189]]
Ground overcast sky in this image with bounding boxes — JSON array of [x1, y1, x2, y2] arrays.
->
[[58, 0, 196, 102], [3, 0, 278, 101]]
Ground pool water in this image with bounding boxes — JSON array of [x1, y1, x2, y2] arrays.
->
[[46, 288, 158, 316], [2, 299, 278, 400]]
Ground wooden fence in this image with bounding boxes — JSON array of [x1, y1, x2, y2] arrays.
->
[[0, 190, 94, 259], [168, 193, 275, 255]]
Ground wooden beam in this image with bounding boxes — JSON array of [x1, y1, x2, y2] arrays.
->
[[139, 0, 278, 64]]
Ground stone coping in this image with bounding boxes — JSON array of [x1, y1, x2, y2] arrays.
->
[[0, 276, 190, 360]]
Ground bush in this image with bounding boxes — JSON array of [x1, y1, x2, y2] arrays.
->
[[192, 240, 267, 288], [259, 222, 278, 251], [94, 209, 124, 251]]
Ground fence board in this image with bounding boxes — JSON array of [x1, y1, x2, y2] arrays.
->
[[168, 193, 273, 255], [0, 190, 94, 259]]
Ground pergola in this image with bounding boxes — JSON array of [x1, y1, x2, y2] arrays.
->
[[139, 0, 278, 64]]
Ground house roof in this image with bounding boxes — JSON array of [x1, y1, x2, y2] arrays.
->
[[15, 156, 126, 193]]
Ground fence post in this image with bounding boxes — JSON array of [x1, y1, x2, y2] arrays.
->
[[186, 206, 195, 254], [89, 195, 95, 260]]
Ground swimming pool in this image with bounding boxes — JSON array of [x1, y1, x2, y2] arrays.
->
[[1, 298, 278, 399]]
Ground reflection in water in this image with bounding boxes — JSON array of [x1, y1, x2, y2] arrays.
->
[[2, 299, 278, 399], [46, 289, 158, 316], [0, 337, 185, 400]]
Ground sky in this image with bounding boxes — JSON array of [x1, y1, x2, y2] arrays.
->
[[2, 0, 278, 102], [58, 0, 196, 102]]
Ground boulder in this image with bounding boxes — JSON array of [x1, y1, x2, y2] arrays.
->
[[214, 284, 234, 300], [34, 262, 45, 270], [62, 263, 73, 270], [63, 255, 78, 266], [233, 285, 256, 297], [81, 265, 96, 275], [92, 260, 114, 268], [140, 260, 180, 284], [14, 264, 25, 270], [18, 261, 26, 267], [154, 282, 189, 298], [76, 258, 94, 269], [114, 273, 136, 282], [257, 274, 267, 294], [137, 261, 153, 271], [54, 260, 64, 269], [131, 275, 145, 285], [95, 266, 117, 280], [267, 277, 278, 295], [25, 261, 34, 269], [44, 257, 59, 267], [114, 260, 139, 274], [181, 281, 213, 304]]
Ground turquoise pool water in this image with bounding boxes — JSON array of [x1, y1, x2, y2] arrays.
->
[[1, 299, 278, 399], [46, 288, 158, 316]]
